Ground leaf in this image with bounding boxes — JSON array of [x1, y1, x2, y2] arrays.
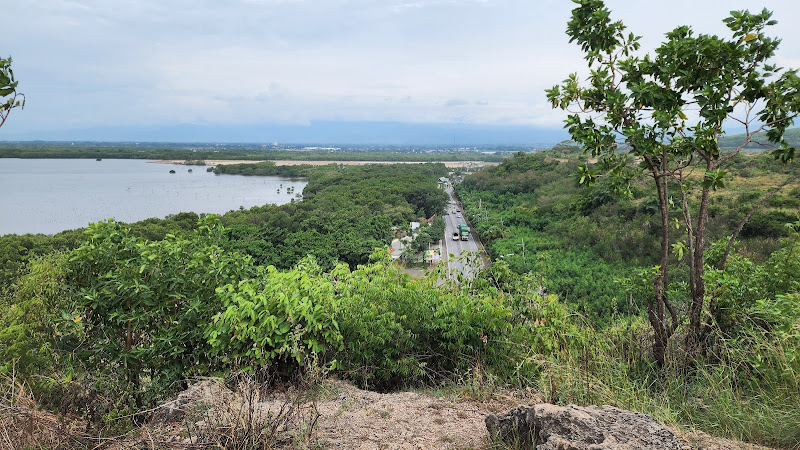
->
[[702, 170, 728, 191], [671, 242, 687, 261], [743, 33, 758, 42]]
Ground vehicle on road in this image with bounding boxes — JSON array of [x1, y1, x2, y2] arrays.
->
[[452, 232, 460, 241], [456, 213, 462, 218], [458, 223, 469, 241]]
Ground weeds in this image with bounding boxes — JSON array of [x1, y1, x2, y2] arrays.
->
[[0, 366, 328, 449], [0, 375, 89, 450]]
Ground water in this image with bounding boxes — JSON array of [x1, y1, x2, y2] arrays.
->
[[0, 159, 307, 235]]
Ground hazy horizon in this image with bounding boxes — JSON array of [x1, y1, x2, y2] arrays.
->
[[4, 1, 799, 144], [0, 121, 571, 146]]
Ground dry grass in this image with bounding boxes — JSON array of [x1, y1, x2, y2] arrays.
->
[[0, 377, 90, 450]]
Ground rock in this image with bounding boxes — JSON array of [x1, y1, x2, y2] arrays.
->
[[486, 403, 683, 450], [150, 379, 228, 425], [485, 405, 537, 448]]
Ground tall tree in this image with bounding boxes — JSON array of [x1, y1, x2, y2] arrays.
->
[[0, 56, 24, 129], [547, 0, 800, 365]]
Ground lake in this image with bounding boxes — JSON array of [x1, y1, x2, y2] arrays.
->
[[0, 159, 307, 236]]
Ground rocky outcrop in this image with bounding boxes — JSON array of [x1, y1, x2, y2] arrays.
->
[[150, 379, 228, 425], [486, 403, 684, 450]]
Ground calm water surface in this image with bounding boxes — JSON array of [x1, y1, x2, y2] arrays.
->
[[0, 159, 306, 235]]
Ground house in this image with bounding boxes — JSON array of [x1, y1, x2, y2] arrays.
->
[[389, 236, 413, 260]]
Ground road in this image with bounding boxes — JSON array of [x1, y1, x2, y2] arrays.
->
[[442, 188, 484, 280]]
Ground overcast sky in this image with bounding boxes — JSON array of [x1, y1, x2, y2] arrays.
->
[[4, 0, 800, 141]]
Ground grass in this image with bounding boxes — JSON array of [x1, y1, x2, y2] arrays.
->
[[524, 327, 800, 449]]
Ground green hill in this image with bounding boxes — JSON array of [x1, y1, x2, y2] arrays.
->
[[718, 127, 800, 150]]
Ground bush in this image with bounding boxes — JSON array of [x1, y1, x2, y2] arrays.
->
[[66, 216, 256, 402], [207, 257, 344, 374], [331, 255, 517, 390], [0, 253, 71, 378]]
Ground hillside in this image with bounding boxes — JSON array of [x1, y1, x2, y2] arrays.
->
[[718, 127, 800, 150], [1, 154, 798, 448]]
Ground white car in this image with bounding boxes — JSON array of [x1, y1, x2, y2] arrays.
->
[[456, 213, 462, 218]]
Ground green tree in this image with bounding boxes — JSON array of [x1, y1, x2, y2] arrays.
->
[[0, 56, 24, 129], [547, 0, 800, 364], [0, 254, 72, 378], [68, 216, 256, 402]]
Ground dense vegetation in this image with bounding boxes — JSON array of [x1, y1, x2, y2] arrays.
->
[[219, 163, 448, 270], [457, 150, 800, 319], [0, 160, 527, 433], [548, 0, 800, 367], [2, 2, 800, 447], [0, 163, 448, 288], [0, 148, 798, 446], [457, 149, 800, 444]]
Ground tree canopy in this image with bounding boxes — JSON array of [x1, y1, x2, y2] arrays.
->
[[547, 0, 800, 364], [0, 56, 24, 129]]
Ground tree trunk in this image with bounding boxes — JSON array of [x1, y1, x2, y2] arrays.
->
[[687, 181, 711, 354], [680, 183, 697, 302], [650, 172, 674, 367]]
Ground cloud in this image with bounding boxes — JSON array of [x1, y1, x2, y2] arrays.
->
[[444, 98, 469, 107], [3, 0, 800, 138]]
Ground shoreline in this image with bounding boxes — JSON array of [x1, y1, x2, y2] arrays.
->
[[150, 159, 499, 168]]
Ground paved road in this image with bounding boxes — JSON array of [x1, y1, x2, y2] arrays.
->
[[442, 188, 484, 280]]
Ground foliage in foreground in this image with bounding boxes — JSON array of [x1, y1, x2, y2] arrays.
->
[[0, 55, 24, 129], [548, 0, 800, 365], [2, 214, 799, 446], [1, 218, 546, 398]]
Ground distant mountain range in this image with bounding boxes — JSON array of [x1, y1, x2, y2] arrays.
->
[[0, 121, 571, 146], [8, 121, 794, 149]]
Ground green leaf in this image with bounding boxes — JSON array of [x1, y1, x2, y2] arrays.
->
[[671, 242, 687, 261]]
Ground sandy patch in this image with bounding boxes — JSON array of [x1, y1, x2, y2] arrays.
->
[[142, 379, 527, 449], [307, 381, 514, 449], [11, 377, 774, 450]]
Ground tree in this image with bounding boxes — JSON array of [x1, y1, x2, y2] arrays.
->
[[547, 0, 800, 365], [68, 217, 256, 403], [0, 56, 24, 129]]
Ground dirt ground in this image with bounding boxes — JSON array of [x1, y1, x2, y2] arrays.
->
[[140, 379, 774, 450], [2, 378, 777, 449], [138, 379, 536, 449], [304, 381, 516, 449]]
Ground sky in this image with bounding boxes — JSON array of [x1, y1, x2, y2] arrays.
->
[[3, 0, 800, 144]]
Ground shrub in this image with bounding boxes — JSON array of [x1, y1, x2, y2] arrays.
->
[[331, 255, 516, 390], [0, 253, 71, 378], [207, 256, 344, 374], [66, 216, 256, 401]]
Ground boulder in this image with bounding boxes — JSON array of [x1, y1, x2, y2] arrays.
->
[[486, 403, 683, 450], [151, 379, 228, 425]]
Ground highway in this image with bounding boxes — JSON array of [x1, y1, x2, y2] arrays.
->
[[441, 188, 484, 280]]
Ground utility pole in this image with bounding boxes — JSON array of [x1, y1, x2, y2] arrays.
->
[[517, 238, 525, 265]]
